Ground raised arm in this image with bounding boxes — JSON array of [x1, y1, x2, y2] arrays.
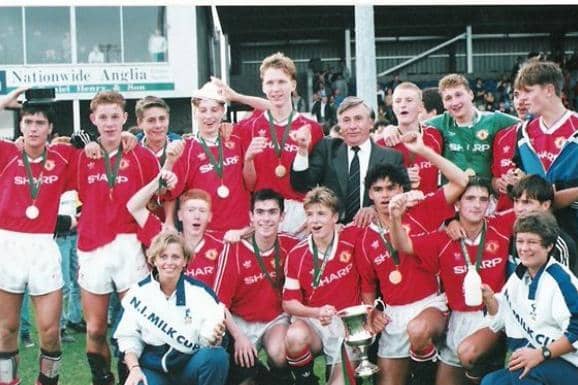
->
[[211, 76, 272, 111], [401, 131, 468, 203], [126, 170, 177, 227]]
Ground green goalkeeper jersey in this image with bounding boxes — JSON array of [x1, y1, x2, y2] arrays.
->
[[426, 110, 519, 178]]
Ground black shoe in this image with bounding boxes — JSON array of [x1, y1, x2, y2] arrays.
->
[[67, 320, 87, 333], [21, 334, 35, 348], [61, 328, 76, 343]]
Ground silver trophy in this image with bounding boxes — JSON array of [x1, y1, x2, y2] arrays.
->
[[337, 299, 385, 378]]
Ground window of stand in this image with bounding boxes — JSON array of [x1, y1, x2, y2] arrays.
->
[[0, 7, 24, 65], [6, 6, 167, 66], [76, 7, 122, 64]]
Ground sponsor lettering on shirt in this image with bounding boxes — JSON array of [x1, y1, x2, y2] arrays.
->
[[14, 175, 59, 185], [452, 256, 503, 274], [199, 155, 240, 174], [87, 174, 129, 184]]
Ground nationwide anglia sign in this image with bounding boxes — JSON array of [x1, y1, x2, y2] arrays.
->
[[0, 65, 175, 97]]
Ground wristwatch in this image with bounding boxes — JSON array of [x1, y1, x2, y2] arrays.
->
[[541, 346, 552, 360]]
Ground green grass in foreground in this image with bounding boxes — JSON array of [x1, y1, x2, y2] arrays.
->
[[19, 328, 329, 385]]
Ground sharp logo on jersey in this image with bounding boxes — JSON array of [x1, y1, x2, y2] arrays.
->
[[485, 241, 499, 253], [476, 129, 489, 141], [472, 143, 491, 152], [244, 271, 276, 285], [87, 174, 129, 184], [537, 151, 557, 163], [453, 257, 503, 274], [205, 249, 218, 261], [243, 260, 252, 269], [371, 240, 379, 250], [501, 159, 515, 168], [14, 175, 59, 185], [415, 160, 433, 169], [199, 156, 239, 174], [44, 159, 55, 171], [119, 158, 130, 170], [318, 263, 353, 287], [555, 136, 566, 149], [264, 141, 298, 153], [224, 141, 235, 149], [374, 253, 388, 266], [258, 129, 266, 137], [449, 143, 464, 152], [197, 152, 207, 161], [339, 251, 352, 263], [186, 266, 214, 277]]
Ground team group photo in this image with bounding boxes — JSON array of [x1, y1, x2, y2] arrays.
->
[[0, 3, 577, 385]]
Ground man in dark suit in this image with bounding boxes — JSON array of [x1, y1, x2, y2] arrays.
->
[[291, 96, 403, 223]]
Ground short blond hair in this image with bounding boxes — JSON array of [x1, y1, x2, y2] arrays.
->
[[90, 91, 125, 112], [394, 82, 423, 100], [146, 230, 192, 266], [438, 74, 471, 93], [260, 52, 297, 81], [303, 186, 340, 214]]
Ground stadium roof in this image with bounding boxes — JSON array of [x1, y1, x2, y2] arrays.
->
[[217, 5, 578, 43]]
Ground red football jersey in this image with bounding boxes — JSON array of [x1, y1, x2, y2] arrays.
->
[[167, 135, 250, 231], [215, 233, 299, 322], [526, 111, 577, 172], [235, 111, 324, 201], [0, 142, 74, 233], [283, 227, 361, 311], [376, 126, 443, 194], [491, 124, 519, 211], [71, 146, 160, 251], [185, 231, 226, 289], [355, 190, 454, 306], [411, 218, 510, 311]]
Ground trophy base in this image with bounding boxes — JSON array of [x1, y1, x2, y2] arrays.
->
[[355, 360, 380, 378]]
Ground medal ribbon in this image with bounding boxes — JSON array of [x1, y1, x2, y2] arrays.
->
[[459, 221, 487, 271], [101, 144, 123, 191], [267, 110, 294, 159], [252, 235, 281, 290], [198, 135, 225, 179], [377, 222, 400, 268], [22, 149, 47, 202], [312, 233, 335, 289]]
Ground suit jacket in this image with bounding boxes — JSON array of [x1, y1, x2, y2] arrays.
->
[[291, 137, 404, 221]]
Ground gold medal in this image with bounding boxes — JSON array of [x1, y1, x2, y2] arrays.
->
[[26, 205, 40, 220], [389, 269, 402, 285], [465, 168, 476, 177], [275, 164, 287, 178], [217, 185, 230, 199]]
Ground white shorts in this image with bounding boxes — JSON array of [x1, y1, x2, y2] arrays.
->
[[279, 199, 306, 236], [378, 293, 448, 359], [294, 315, 359, 366], [232, 313, 289, 349], [78, 234, 148, 295], [0, 229, 63, 296], [439, 310, 490, 367]]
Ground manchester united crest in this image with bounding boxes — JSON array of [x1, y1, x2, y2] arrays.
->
[[119, 158, 130, 170], [44, 159, 56, 171], [485, 241, 499, 254], [339, 251, 351, 263], [476, 129, 489, 141], [205, 248, 218, 261], [554, 136, 566, 149], [225, 141, 235, 149]]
